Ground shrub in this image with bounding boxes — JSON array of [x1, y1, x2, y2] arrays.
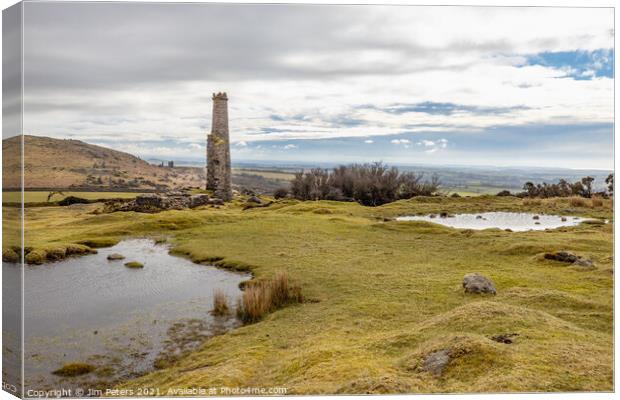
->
[[290, 162, 439, 206], [450, 193, 461, 198], [591, 197, 603, 207], [273, 187, 289, 199], [496, 190, 512, 196], [212, 289, 229, 316], [236, 271, 303, 324]]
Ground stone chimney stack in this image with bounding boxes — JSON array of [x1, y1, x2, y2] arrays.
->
[[206, 92, 232, 201]]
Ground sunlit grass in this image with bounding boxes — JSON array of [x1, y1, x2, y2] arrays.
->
[[4, 195, 613, 393]]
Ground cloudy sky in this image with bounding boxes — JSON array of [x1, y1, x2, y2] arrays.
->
[[20, 3, 614, 169]]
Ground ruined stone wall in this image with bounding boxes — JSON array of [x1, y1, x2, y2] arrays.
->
[[206, 92, 232, 201]]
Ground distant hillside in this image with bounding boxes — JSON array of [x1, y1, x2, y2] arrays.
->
[[2, 135, 205, 190]]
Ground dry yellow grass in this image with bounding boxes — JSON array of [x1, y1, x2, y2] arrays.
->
[[237, 271, 303, 323], [211, 289, 230, 316]]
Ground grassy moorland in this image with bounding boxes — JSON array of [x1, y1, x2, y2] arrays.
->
[[4, 195, 613, 393], [2, 191, 144, 204]]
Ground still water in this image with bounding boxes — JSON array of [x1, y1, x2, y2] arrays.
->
[[12, 239, 249, 391], [396, 212, 590, 232]]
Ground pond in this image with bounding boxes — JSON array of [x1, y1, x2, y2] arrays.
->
[[395, 212, 590, 232], [8, 239, 250, 392]]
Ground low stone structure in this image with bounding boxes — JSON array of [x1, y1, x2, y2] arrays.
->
[[104, 192, 223, 213]]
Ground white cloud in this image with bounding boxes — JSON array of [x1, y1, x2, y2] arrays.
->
[[391, 139, 411, 145], [283, 144, 298, 150], [188, 143, 204, 150], [418, 140, 435, 147], [19, 4, 612, 168], [417, 138, 449, 154]]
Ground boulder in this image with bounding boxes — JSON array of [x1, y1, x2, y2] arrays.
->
[[189, 194, 210, 208], [552, 251, 579, 263], [421, 350, 450, 376], [533, 215, 540, 220], [247, 195, 262, 204], [462, 273, 496, 295], [107, 253, 125, 261], [573, 258, 594, 268]]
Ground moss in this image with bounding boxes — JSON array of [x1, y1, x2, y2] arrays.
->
[[2, 248, 19, 263], [52, 362, 96, 377], [124, 261, 144, 269], [65, 243, 96, 255], [213, 259, 254, 272], [25, 249, 47, 265], [44, 247, 67, 261], [77, 238, 119, 248]]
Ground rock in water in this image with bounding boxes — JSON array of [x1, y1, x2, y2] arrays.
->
[[421, 350, 450, 376], [462, 273, 496, 294], [107, 253, 125, 261]]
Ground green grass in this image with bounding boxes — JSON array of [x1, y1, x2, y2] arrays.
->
[[4, 195, 613, 393], [2, 191, 143, 204]]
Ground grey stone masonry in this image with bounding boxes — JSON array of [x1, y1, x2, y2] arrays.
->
[[206, 92, 232, 201]]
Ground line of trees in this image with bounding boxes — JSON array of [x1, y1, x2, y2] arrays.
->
[[519, 173, 613, 198], [287, 162, 440, 206]]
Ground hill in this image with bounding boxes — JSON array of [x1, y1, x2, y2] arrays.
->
[[2, 135, 204, 190]]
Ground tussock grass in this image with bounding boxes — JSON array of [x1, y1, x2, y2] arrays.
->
[[522, 198, 542, 206], [591, 197, 604, 207], [211, 289, 229, 316], [569, 196, 588, 207], [237, 271, 303, 323]]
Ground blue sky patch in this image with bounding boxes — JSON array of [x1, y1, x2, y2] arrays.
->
[[524, 49, 613, 80]]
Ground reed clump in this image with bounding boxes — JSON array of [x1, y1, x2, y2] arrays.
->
[[212, 289, 229, 316], [237, 271, 303, 324]]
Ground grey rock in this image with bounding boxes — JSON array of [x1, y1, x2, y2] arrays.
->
[[533, 215, 540, 220], [421, 350, 450, 376], [554, 251, 579, 263], [463, 273, 496, 295], [573, 258, 594, 268], [208, 198, 225, 206], [247, 195, 262, 204]]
